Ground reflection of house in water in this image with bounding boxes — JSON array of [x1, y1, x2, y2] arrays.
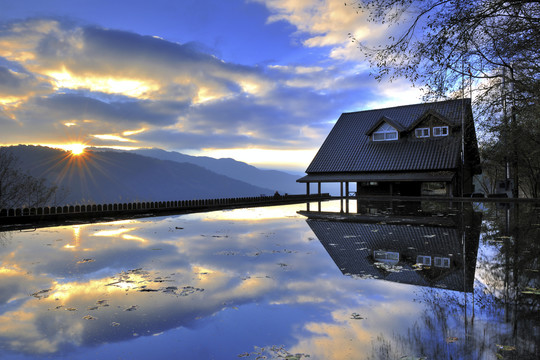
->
[[300, 202, 481, 292]]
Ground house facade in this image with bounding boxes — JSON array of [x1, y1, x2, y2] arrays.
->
[[298, 99, 481, 197]]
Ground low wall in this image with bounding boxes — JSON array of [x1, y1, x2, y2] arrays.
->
[[0, 194, 331, 227]]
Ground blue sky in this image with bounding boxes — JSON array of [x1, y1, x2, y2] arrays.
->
[[0, 0, 421, 172]]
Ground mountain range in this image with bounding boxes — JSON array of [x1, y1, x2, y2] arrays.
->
[[2, 145, 304, 206], [131, 148, 303, 194]]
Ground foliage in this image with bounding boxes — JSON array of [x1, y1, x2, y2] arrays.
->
[[0, 149, 60, 208], [349, 0, 540, 197], [350, 0, 539, 97]]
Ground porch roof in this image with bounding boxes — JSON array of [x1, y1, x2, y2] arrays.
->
[[296, 171, 455, 183]]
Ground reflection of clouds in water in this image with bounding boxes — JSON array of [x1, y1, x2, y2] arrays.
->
[[0, 203, 430, 359], [0, 208, 328, 356], [289, 286, 422, 360], [0, 263, 268, 354]]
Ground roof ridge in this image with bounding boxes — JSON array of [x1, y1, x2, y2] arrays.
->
[[342, 98, 470, 115]]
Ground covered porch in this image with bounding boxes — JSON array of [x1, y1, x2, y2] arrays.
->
[[297, 171, 457, 200]]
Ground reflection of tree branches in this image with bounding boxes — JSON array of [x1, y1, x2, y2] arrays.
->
[[366, 203, 539, 359]]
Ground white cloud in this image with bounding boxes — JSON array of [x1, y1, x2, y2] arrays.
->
[[253, 0, 384, 61], [0, 15, 416, 165]]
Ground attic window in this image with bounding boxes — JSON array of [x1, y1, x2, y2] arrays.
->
[[373, 123, 398, 141], [415, 128, 430, 138], [433, 126, 449, 136]]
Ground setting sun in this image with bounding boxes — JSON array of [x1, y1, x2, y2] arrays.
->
[[68, 143, 86, 156]]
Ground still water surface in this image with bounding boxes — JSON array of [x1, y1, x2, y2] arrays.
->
[[0, 200, 538, 359]]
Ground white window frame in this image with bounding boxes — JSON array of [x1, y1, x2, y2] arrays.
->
[[433, 126, 449, 137], [416, 255, 431, 266], [373, 123, 398, 142], [415, 128, 430, 138], [434, 257, 450, 268]]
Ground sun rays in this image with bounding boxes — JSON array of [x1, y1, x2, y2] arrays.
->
[[67, 143, 86, 156]]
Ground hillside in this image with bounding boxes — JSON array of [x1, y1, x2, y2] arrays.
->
[[2, 145, 275, 205], [131, 148, 304, 195]]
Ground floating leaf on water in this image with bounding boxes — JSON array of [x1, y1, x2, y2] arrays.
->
[[77, 258, 95, 264], [66, 307, 77, 311], [178, 286, 204, 296], [31, 288, 52, 299], [82, 315, 97, 320], [446, 337, 459, 343], [111, 322, 120, 327], [496, 344, 516, 351], [125, 305, 138, 311], [87, 306, 99, 310], [238, 353, 250, 358]]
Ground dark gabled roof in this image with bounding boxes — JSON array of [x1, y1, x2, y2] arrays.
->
[[406, 108, 456, 131], [305, 99, 474, 174]]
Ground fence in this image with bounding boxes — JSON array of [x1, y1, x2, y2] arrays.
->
[[0, 194, 331, 227]]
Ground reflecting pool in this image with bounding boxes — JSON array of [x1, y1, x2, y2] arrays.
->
[[0, 200, 538, 359]]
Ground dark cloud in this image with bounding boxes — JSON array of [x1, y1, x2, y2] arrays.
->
[[135, 128, 255, 150], [0, 65, 51, 96], [0, 17, 411, 161], [31, 93, 185, 126]]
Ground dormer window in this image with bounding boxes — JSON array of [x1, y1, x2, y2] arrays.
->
[[373, 123, 398, 141], [433, 126, 449, 136], [415, 128, 430, 138]]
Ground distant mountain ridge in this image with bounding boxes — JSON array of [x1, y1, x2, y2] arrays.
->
[[131, 148, 304, 195], [2, 145, 277, 206]]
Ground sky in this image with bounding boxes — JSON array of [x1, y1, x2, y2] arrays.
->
[[0, 0, 422, 173]]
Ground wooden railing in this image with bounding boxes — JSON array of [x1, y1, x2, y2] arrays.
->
[[0, 193, 331, 227]]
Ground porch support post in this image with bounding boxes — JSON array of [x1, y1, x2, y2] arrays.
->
[[357, 182, 361, 212], [345, 181, 350, 213], [318, 182, 322, 212], [340, 181, 344, 212], [306, 182, 310, 211]]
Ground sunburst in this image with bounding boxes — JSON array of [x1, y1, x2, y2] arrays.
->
[[67, 143, 86, 156]]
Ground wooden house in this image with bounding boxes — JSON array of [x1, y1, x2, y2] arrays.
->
[[298, 99, 481, 196]]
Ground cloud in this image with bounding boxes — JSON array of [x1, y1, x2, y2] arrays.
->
[[253, 0, 385, 61], [0, 14, 419, 170]]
